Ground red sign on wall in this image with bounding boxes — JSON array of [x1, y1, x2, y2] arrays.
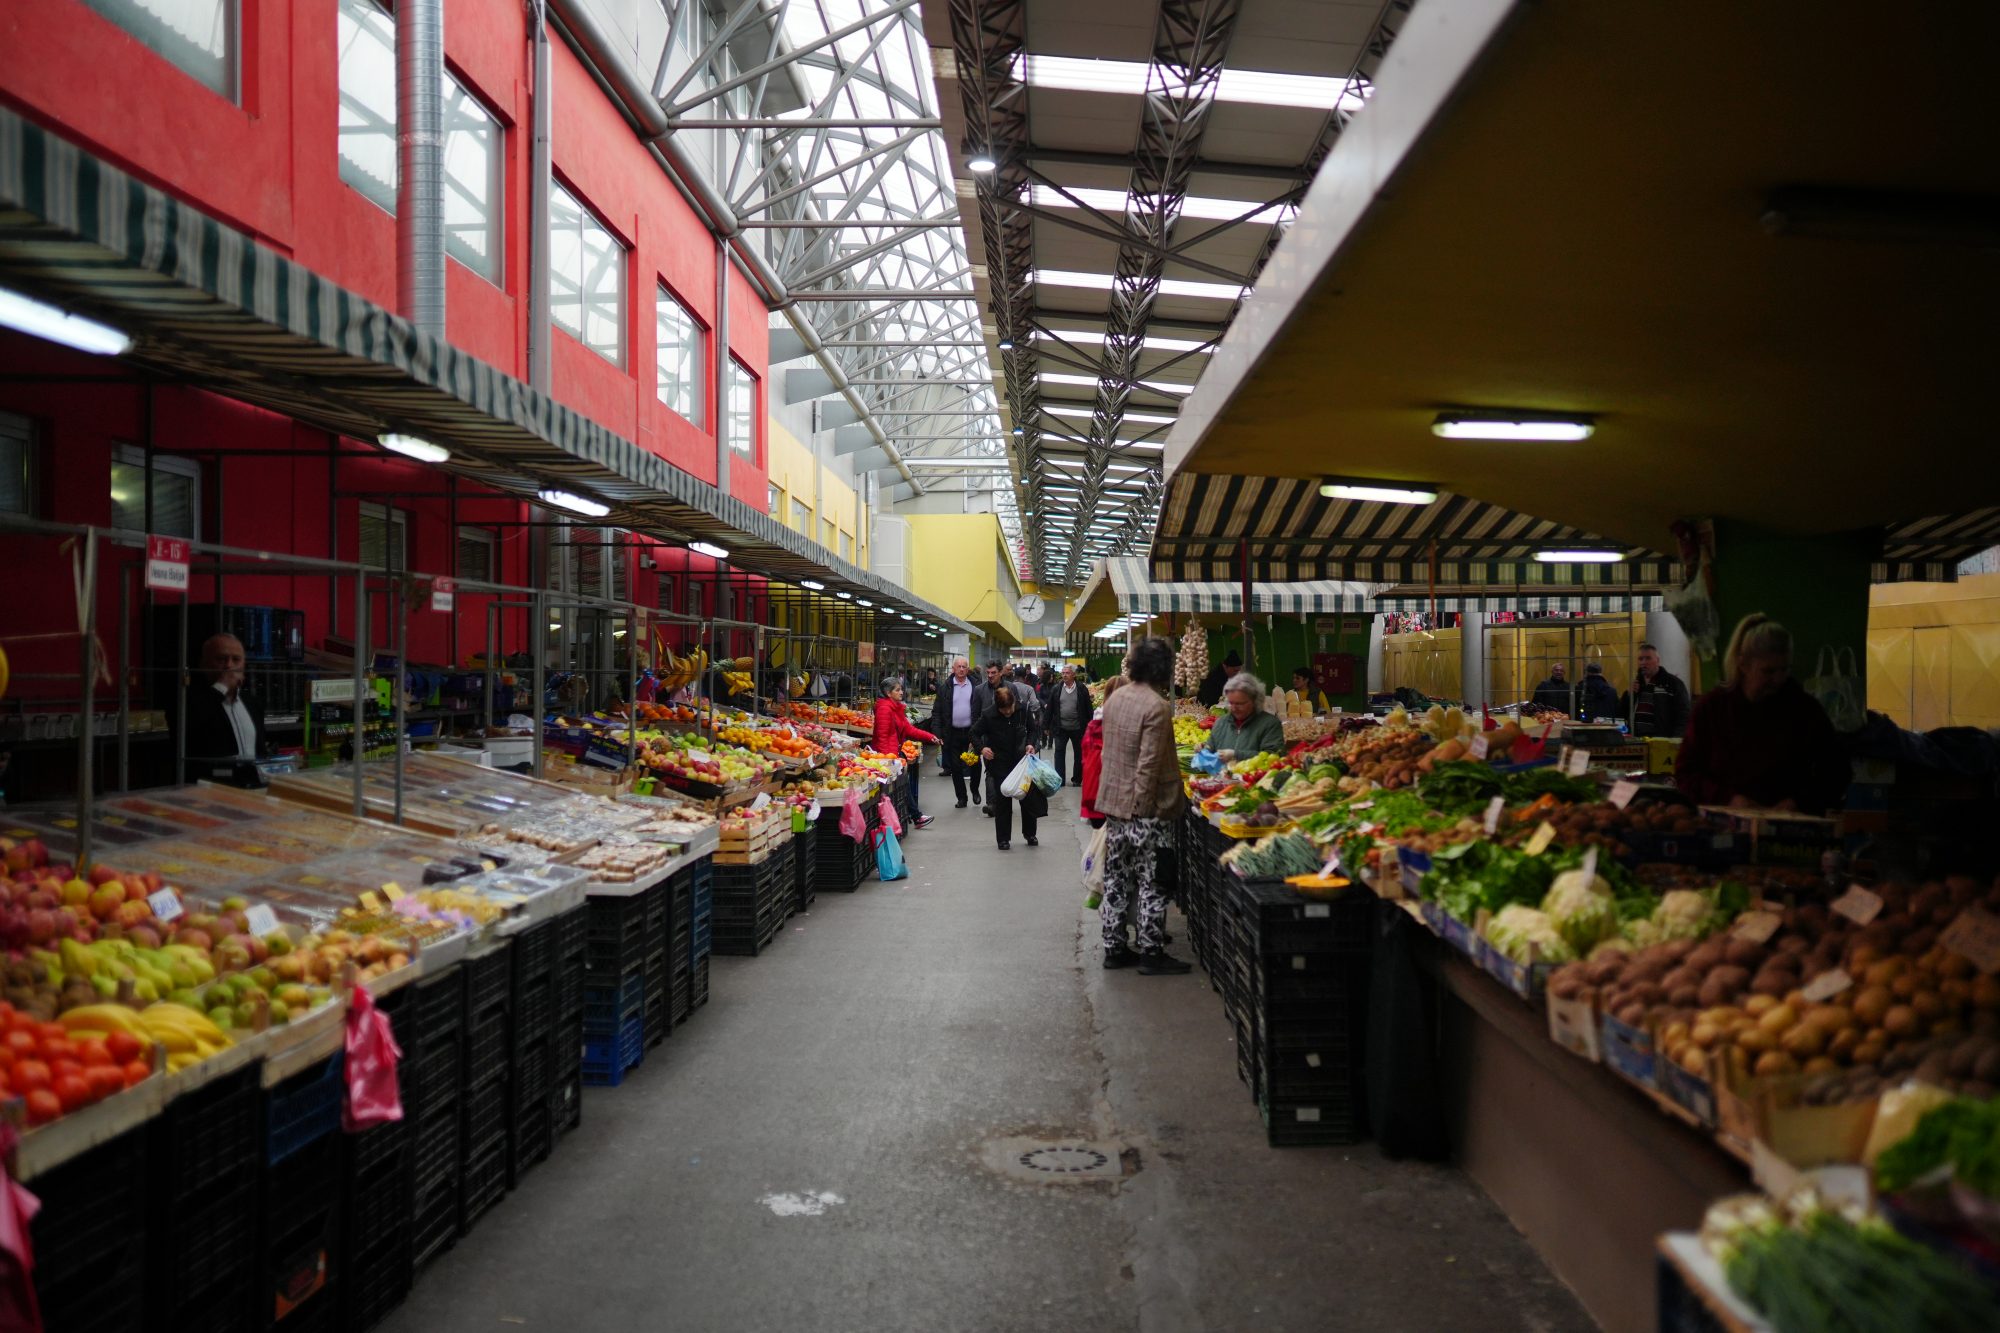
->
[[429, 578, 455, 613], [145, 535, 190, 593]]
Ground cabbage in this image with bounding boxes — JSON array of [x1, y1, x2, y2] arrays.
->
[[1654, 889, 1712, 941], [1485, 905, 1575, 965], [1541, 869, 1618, 955]]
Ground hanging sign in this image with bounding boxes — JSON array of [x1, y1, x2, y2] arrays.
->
[[145, 535, 190, 593], [429, 578, 455, 613]]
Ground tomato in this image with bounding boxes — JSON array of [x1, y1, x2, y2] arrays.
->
[[39, 1038, 76, 1063], [52, 1074, 90, 1113], [86, 1066, 126, 1100], [74, 1040, 112, 1067], [1, 1012, 35, 1037], [13, 1059, 50, 1091], [4, 1031, 37, 1057], [24, 1089, 61, 1125], [121, 1059, 152, 1088], [49, 1059, 82, 1083], [105, 1031, 144, 1065], [36, 1022, 66, 1045]]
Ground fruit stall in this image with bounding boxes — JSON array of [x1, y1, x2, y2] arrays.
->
[[1166, 703, 2000, 1332]]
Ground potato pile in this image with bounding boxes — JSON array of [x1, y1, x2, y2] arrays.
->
[[1333, 728, 1435, 791], [1547, 874, 2000, 1093], [1540, 801, 1712, 854]]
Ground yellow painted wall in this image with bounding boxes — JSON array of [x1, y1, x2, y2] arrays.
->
[[1382, 628, 1462, 698], [1867, 573, 2000, 729], [1382, 613, 1647, 704], [900, 513, 1024, 643], [766, 418, 865, 568]]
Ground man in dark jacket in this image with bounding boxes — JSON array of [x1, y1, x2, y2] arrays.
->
[[1622, 641, 1691, 738], [925, 657, 985, 808], [972, 684, 1041, 849], [1530, 662, 1572, 713], [182, 633, 266, 783], [1197, 650, 1240, 708], [1577, 661, 1622, 722], [1045, 664, 1094, 786]]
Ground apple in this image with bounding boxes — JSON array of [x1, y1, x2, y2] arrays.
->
[[127, 925, 161, 950], [87, 864, 120, 886], [172, 927, 213, 952], [89, 884, 126, 921], [113, 900, 152, 929], [60, 879, 91, 908], [25, 909, 55, 946], [124, 881, 148, 903]]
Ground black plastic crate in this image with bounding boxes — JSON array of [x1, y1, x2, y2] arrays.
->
[[710, 920, 767, 957], [463, 941, 513, 1018], [550, 1061, 583, 1138], [464, 1075, 509, 1161], [582, 968, 646, 1023], [1231, 878, 1374, 948], [409, 966, 467, 1046], [557, 900, 589, 959], [582, 1013, 645, 1087], [43, 1264, 145, 1333], [1257, 1093, 1362, 1147], [459, 1130, 509, 1237], [265, 1050, 346, 1167], [691, 953, 710, 1010], [160, 1180, 258, 1311], [671, 967, 693, 1026], [465, 1002, 510, 1091], [513, 915, 559, 983], [31, 1124, 149, 1329], [512, 1028, 553, 1113], [643, 949, 670, 1047], [410, 1099, 462, 1200], [404, 1026, 463, 1116], [587, 892, 652, 951], [411, 1172, 457, 1271], [154, 1061, 261, 1203], [265, 1190, 340, 1325], [512, 973, 554, 1050], [157, 1268, 258, 1333], [585, 930, 650, 981], [340, 1232, 410, 1333], [553, 947, 584, 1019], [344, 1152, 409, 1250], [348, 1110, 408, 1179]]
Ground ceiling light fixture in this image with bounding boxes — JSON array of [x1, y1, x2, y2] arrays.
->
[[857, 598, 873, 607], [1432, 412, 1595, 442], [1320, 478, 1439, 506], [0, 286, 132, 356], [538, 488, 611, 517], [835, 591, 852, 600], [800, 580, 824, 590], [966, 151, 998, 174], [1534, 549, 1626, 564], [378, 432, 451, 463], [1035, 269, 1244, 301], [689, 540, 730, 560], [997, 336, 1015, 350]]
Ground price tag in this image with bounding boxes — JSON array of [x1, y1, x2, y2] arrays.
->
[[1607, 779, 1640, 809], [1304, 903, 1332, 919], [1524, 821, 1557, 856], [381, 883, 406, 902], [750, 792, 772, 813], [145, 534, 190, 593], [1566, 748, 1592, 777], [1732, 910, 1783, 945], [147, 888, 184, 922], [1830, 885, 1883, 926], [1800, 967, 1853, 1002], [1379, 846, 1401, 886], [1349, 800, 1374, 812], [1290, 956, 1307, 971], [1483, 795, 1505, 834], [1580, 847, 1599, 883], [1320, 852, 1342, 879], [1305, 1053, 1322, 1068], [1468, 735, 1490, 760], [1940, 906, 2000, 974], [359, 891, 383, 912], [244, 904, 279, 936]]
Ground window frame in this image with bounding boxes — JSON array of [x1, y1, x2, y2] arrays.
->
[[0, 412, 36, 519], [358, 501, 411, 571], [110, 444, 201, 539], [654, 282, 705, 425], [791, 498, 812, 533], [726, 355, 757, 459], [549, 179, 628, 367], [455, 524, 497, 583], [81, 0, 239, 103]]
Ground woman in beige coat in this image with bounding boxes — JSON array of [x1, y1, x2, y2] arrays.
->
[[1092, 636, 1190, 973]]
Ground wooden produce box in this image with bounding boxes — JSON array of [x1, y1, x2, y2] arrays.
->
[[713, 808, 791, 865]]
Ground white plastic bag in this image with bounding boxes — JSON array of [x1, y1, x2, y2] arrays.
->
[[1081, 824, 1108, 893], [1807, 647, 1866, 733], [999, 755, 1034, 799]]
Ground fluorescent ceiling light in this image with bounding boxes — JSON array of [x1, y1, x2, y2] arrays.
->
[[1432, 412, 1596, 442], [1039, 371, 1192, 396], [835, 591, 853, 599], [966, 152, 998, 174], [997, 336, 1015, 350], [1535, 550, 1625, 564], [378, 432, 450, 463], [1028, 184, 1283, 226], [0, 287, 131, 356], [1015, 56, 1370, 113], [689, 540, 730, 560], [1033, 328, 1213, 355], [1036, 269, 1243, 301], [1320, 479, 1438, 505], [800, 580, 825, 590], [900, 612, 914, 620], [1045, 405, 1177, 425], [857, 598, 873, 607], [538, 488, 610, 517]]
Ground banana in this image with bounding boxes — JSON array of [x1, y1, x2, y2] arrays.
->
[[58, 1004, 149, 1037]]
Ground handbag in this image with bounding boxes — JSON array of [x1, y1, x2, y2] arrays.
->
[[1807, 647, 1867, 733], [873, 825, 909, 881], [999, 755, 1034, 799]]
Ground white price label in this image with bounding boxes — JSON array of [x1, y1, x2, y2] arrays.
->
[[244, 904, 280, 936], [1580, 847, 1599, 883], [1566, 748, 1592, 777], [1469, 735, 1490, 760], [1800, 968, 1854, 1003], [1320, 853, 1341, 879], [1291, 955, 1307, 971], [1295, 1107, 1321, 1124], [1732, 911, 1783, 945], [145, 534, 190, 593], [1830, 885, 1883, 926], [1940, 906, 2000, 974], [1304, 903, 1331, 919], [1483, 795, 1505, 834], [147, 888, 183, 922], [1524, 821, 1558, 856], [750, 792, 772, 812], [1305, 1053, 1322, 1068], [1607, 779, 1640, 809], [429, 577, 455, 612]]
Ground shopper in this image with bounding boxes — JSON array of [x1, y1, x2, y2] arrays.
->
[[873, 680, 938, 829], [972, 663, 1005, 813], [973, 684, 1041, 850], [1096, 638, 1190, 974], [183, 632, 267, 779], [1078, 676, 1123, 827], [925, 657, 984, 809], [1197, 650, 1240, 708], [1202, 672, 1287, 758], [1677, 613, 1848, 813], [1291, 665, 1328, 713], [1046, 664, 1093, 786], [1621, 642, 1691, 738], [1530, 662, 1572, 713], [1577, 661, 1622, 723]]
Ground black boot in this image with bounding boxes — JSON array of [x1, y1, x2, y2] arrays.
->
[[1137, 951, 1192, 976]]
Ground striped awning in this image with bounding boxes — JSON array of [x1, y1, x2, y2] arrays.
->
[[1374, 594, 1666, 615], [1879, 507, 2000, 581], [1105, 557, 1376, 615], [0, 107, 975, 634]]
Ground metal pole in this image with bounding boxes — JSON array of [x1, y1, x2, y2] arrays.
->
[[1238, 536, 1252, 670], [626, 602, 639, 771], [531, 589, 546, 777], [527, 0, 554, 390], [484, 600, 497, 725], [76, 530, 98, 869], [397, 0, 446, 335], [116, 563, 130, 791], [176, 588, 189, 789], [715, 234, 731, 494], [394, 575, 408, 823], [351, 575, 367, 818]]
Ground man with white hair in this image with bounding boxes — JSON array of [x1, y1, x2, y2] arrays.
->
[[924, 656, 985, 808], [1200, 671, 1287, 758], [183, 632, 267, 777]]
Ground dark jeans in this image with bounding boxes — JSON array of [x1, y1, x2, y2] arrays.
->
[[1051, 729, 1084, 784], [907, 762, 924, 819], [986, 766, 1040, 845], [944, 727, 980, 805]]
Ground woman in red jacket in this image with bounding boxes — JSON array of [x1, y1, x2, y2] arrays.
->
[[874, 680, 939, 829], [1078, 676, 1124, 826]]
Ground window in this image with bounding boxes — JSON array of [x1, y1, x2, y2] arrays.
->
[[1, 413, 34, 517], [336, 0, 504, 284], [767, 483, 781, 516], [838, 530, 850, 561], [726, 356, 756, 457], [550, 182, 626, 365], [82, 0, 235, 99], [822, 518, 836, 550], [655, 285, 704, 423], [359, 503, 409, 569], [791, 498, 812, 533], [456, 526, 496, 582], [110, 446, 199, 538]]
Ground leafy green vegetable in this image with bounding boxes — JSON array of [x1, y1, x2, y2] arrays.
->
[[1718, 1206, 2000, 1333], [1417, 760, 1505, 816], [1501, 767, 1599, 804], [1876, 1098, 2000, 1198]]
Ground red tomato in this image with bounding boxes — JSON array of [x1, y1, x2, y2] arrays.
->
[[24, 1089, 61, 1125], [121, 1059, 152, 1088], [1, 1012, 35, 1037], [52, 1074, 90, 1113], [74, 1040, 112, 1068], [36, 1022, 66, 1045], [49, 1059, 82, 1083], [13, 1059, 50, 1091], [39, 1038, 76, 1063], [4, 1031, 37, 1057], [105, 1031, 144, 1065], [0, 1047, 16, 1071], [86, 1066, 125, 1100]]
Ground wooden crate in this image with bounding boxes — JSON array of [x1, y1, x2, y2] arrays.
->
[[713, 812, 790, 865]]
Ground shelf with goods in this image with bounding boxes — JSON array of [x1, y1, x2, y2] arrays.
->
[[1167, 704, 2000, 1329]]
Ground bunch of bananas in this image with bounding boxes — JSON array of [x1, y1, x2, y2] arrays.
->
[[65, 1001, 234, 1073], [655, 647, 710, 690], [722, 669, 755, 697]]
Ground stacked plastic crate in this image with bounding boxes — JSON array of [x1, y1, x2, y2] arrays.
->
[[553, 906, 586, 1136], [458, 941, 513, 1234], [642, 876, 672, 1050], [813, 796, 874, 893], [689, 857, 713, 1012], [261, 1049, 349, 1329], [341, 986, 413, 1330], [668, 861, 695, 1027], [582, 888, 650, 1087], [506, 913, 569, 1180], [145, 1061, 267, 1328], [30, 1122, 150, 1332], [404, 966, 468, 1269], [792, 823, 816, 916], [711, 836, 792, 955]]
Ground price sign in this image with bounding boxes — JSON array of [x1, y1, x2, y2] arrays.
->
[[147, 888, 184, 922], [1732, 910, 1783, 945], [1321, 852, 1342, 879], [1940, 906, 2000, 974], [1800, 968, 1854, 1002], [1525, 821, 1557, 856], [145, 534, 190, 593], [359, 891, 383, 912], [1580, 847, 1599, 884], [430, 578, 455, 613], [381, 882, 406, 902], [1469, 735, 1490, 760], [244, 905, 279, 936], [1607, 779, 1640, 809], [1830, 885, 1883, 926], [750, 792, 772, 812], [1483, 795, 1506, 834], [1566, 747, 1592, 777]]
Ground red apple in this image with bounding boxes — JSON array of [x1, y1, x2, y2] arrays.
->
[[127, 924, 161, 950], [123, 881, 148, 903], [113, 900, 152, 929], [172, 927, 212, 952], [24, 909, 55, 945], [87, 864, 120, 886], [88, 884, 126, 921]]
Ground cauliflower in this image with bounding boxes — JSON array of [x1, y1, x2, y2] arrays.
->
[[1621, 917, 1664, 950], [1485, 905, 1575, 965], [1653, 889, 1713, 941], [1541, 869, 1618, 956]]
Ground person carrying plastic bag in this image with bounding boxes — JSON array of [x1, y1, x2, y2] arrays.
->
[[972, 682, 1040, 850]]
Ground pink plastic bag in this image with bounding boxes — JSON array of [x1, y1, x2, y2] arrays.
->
[[343, 985, 405, 1133], [879, 794, 902, 836], [839, 786, 867, 843], [0, 1123, 41, 1333]]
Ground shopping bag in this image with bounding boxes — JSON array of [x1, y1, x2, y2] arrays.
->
[[873, 825, 909, 881], [1081, 824, 1108, 893], [342, 984, 404, 1132], [1026, 755, 1062, 795], [879, 794, 903, 836], [999, 755, 1034, 799], [1190, 749, 1223, 775], [1807, 647, 1867, 733], [839, 786, 867, 843]]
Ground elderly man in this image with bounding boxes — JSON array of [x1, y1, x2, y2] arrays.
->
[[1622, 641, 1691, 738], [1046, 663, 1094, 786], [183, 632, 266, 779], [1201, 671, 1287, 758], [1531, 662, 1573, 713], [925, 657, 985, 809]]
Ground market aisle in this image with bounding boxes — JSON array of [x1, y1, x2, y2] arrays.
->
[[381, 785, 1594, 1333]]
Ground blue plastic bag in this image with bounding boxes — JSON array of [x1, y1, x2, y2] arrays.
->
[[1026, 754, 1062, 794], [873, 825, 909, 881], [1190, 749, 1223, 775]]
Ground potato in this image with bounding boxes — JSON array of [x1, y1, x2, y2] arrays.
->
[[1662, 1020, 1691, 1046], [1698, 966, 1751, 1008], [1975, 1045, 2000, 1083], [1677, 1046, 1708, 1074], [1661, 965, 1700, 994], [1661, 938, 1696, 963], [1865, 957, 1907, 986], [1750, 970, 1794, 997], [1754, 1050, 1799, 1077], [1782, 1024, 1828, 1059], [1735, 1026, 1777, 1054], [1910, 990, 1946, 1022], [1669, 985, 1700, 1009], [1930, 1017, 1963, 1039], [1851, 1039, 1886, 1066], [1692, 1022, 1722, 1049], [1891, 973, 1920, 1000], [1617, 1001, 1647, 1026], [1809, 1003, 1855, 1032], [1905, 927, 1939, 956], [1759, 1003, 1799, 1033], [1550, 973, 1583, 1001], [1974, 975, 2000, 1010], [1803, 1056, 1841, 1075], [1584, 958, 1624, 987], [1883, 1004, 1920, 1038], [1744, 994, 1779, 1017], [1828, 1027, 1863, 1060], [1852, 984, 1894, 1026], [1776, 935, 1812, 957], [1948, 1035, 1990, 1077], [1941, 952, 1976, 982], [1915, 1050, 1953, 1085], [1686, 939, 1727, 970]]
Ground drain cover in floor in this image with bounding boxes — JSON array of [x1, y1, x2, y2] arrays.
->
[[1019, 1146, 1109, 1175], [983, 1135, 1132, 1184]]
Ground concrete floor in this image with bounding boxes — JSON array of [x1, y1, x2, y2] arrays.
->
[[383, 785, 1597, 1333]]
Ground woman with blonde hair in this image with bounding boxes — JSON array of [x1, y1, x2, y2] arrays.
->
[[1675, 613, 1847, 812]]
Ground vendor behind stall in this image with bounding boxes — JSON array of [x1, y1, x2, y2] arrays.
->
[[181, 632, 266, 783], [1676, 613, 1848, 812], [1202, 672, 1287, 758]]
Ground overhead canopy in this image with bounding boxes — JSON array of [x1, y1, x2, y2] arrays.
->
[[1066, 556, 1379, 637], [1158, 0, 2000, 582], [0, 106, 975, 636]]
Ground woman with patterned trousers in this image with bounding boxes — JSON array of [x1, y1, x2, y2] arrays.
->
[[1093, 637, 1190, 974]]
